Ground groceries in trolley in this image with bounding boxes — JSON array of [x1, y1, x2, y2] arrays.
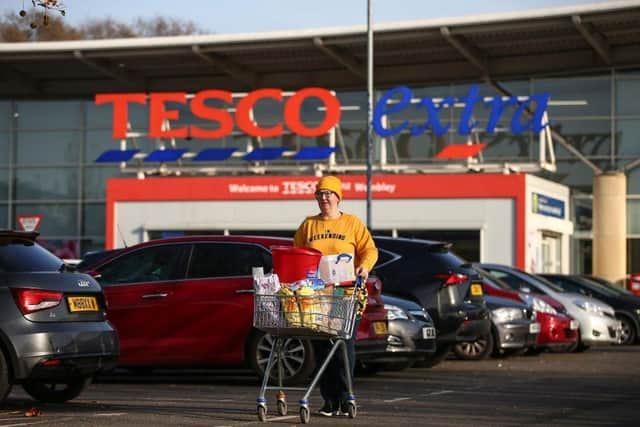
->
[[252, 247, 361, 338]]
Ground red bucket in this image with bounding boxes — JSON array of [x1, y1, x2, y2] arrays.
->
[[271, 246, 322, 283]]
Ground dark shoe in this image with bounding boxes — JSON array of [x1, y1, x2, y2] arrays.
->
[[337, 401, 350, 416], [317, 402, 335, 417]]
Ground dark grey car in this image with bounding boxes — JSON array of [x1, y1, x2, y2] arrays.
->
[[0, 230, 118, 404], [359, 294, 436, 372], [453, 295, 539, 360]]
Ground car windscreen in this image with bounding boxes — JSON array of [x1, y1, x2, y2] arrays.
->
[[528, 273, 567, 293], [576, 277, 624, 297], [0, 238, 62, 272]]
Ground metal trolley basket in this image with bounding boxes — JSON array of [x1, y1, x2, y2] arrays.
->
[[253, 279, 362, 424]]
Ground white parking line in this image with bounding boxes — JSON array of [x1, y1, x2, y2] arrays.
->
[[426, 390, 454, 396], [383, 397, 411, 403], [93, 412, 127, 416]]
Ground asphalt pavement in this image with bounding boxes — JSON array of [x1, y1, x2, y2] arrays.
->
[[1, 345, 638, 426]]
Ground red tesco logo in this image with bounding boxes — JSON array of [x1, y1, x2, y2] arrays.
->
[[95, 88, 342, 139]]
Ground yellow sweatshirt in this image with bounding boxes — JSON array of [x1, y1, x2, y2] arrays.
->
[[293, 212, 378, 273]]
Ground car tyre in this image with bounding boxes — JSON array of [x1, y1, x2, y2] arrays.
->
[[452, 332, 494, 361], [0, 350, 12, 404], [248, 331, 315, 386], [22, 376, 92, 403], [414, 343, 452, 368], [616, 314, 637, 345]]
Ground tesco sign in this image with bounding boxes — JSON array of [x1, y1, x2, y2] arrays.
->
[[96, 85, 549, 140], [95, 87, 341, 139]]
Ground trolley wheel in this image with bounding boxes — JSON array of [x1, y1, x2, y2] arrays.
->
[[347, 401, 357, 419], [277, 399, 287, 416], [300, 406, 310, 424], [257, 405, 267, 422]]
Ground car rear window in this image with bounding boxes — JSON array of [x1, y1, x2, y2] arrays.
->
[[0, 238, 62, 272]]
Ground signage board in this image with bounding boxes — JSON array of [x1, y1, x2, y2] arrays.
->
[[17, 215, 42, 232]]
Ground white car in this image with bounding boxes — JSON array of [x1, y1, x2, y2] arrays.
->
[[480, 264, 621, 352]]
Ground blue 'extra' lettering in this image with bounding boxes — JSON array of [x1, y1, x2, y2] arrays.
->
[[372, 85, 550, 137]]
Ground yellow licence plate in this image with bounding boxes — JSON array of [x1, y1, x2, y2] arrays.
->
[[373, 321, 388, 335], [470, 283, 484, 296], [67, 296, 99, 312]]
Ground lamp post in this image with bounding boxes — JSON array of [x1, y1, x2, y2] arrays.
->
[[366, 0, 374, 230]]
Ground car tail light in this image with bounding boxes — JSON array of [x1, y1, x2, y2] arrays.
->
[[435, 273, 468, 287], [11, 288, 63, 315]]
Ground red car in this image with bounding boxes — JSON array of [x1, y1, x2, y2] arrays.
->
[[81, 235, 388, 384], [474, 266, 578, 352]]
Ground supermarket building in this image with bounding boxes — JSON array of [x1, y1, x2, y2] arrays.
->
[[1, 1, 640, 284]]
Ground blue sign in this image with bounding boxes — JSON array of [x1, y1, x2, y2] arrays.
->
[[532, 193, 565, 219], [372, 85, 550, 137]]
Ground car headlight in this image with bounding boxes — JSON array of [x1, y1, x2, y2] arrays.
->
[[492, 307, 524, 323], [384, 304, 409, 321], [574, 300, 603, 314], [521, 295, 557, 315]]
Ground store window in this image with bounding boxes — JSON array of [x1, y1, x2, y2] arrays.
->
[[17, 131, 81, 164], [628, 199, 640, 235], [0, 132, 9, 165], [15, 168, 78, 200], [0, 102, 10, 130], [82, 203, 105, 237], [87, 100, 148, 130], [628, 239, 640, 278], [0, 168, 8, 200], [615, 119, 640, 157], [0, 204, 7, 229], [552, 119, 611, 157], [16, 101, 82, 130], [533, 77, 611, 118], [616, 78, 640, 116], [83, 166, 121, 199]]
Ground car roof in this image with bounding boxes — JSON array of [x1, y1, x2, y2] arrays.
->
[[0, 229, 39, 241], [122, 235, 292, 249], [373, 235, 452, 252]]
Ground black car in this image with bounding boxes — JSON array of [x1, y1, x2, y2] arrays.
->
[[0, 230, 119, 404], [541, 274, 640, 345], [359, 294, 436, 373], [452, 294, 539, 360], [372, 236, 490, 367]]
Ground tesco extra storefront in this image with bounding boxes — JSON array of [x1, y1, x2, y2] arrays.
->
[[3, 3, 640, 283]]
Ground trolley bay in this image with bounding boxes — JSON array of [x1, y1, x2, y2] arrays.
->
[[1, 346, 638, 426]]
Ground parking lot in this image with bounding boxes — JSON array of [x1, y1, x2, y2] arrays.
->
[[1, 345, 638, 426]]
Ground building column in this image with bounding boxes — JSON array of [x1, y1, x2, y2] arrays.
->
[[592, 171, 627, 285]]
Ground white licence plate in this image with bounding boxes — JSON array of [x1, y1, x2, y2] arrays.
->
[[422, 326, 436, 339], [529, 322, 541, 334], [570, 320, 579, 330]]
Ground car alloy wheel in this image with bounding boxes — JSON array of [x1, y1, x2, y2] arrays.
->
[[453, 332, 494, 361], [616, 315, 637, 345], [249, 331, 315, 386]]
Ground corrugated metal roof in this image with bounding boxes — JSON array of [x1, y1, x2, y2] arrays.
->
[[1, 1, 640, 98]]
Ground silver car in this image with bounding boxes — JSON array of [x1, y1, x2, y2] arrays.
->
[[480, 264, 621, 352]]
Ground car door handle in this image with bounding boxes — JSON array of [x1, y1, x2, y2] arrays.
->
[[235, 289, 255, 294], [142, 293, 169, 299]]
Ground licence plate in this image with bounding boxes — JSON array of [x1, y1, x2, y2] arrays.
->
[[470, 283, 483, 296], [422, 326, 436, 339], [529, 322, 541, 334], [67, 296, 99, 312], [570, 320, 579, 330], [373, 321, 388, 335]]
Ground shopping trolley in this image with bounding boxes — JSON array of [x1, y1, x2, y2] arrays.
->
[[253, 277, 364, 424]]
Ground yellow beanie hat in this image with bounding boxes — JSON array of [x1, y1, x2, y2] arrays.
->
[[316, 176, 343, 200]]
